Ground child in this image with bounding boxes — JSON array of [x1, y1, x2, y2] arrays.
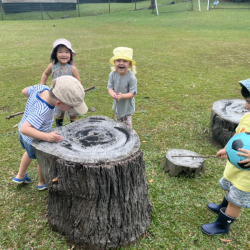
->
[[212, 0, 219, 8], [107, 47, 137, 128], [41, 38, 81, 127], [13, 75, 88, 190], [201, 78, 250, 235]]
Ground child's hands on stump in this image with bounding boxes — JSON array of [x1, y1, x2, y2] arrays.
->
[[47, 132, 63, 142], [217, 148, 227, 159], [237, 148, 250, 167]]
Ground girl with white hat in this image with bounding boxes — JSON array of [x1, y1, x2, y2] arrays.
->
[[107, 47, 137, 128], [40, 38, 81, 127]]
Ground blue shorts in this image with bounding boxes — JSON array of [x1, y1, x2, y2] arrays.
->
[[219, 177, 250, 208], [19, 132, 36, 159]]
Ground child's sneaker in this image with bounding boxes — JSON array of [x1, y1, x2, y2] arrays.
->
[[13, 173, 32, 184], [38, 184, 48, 191]]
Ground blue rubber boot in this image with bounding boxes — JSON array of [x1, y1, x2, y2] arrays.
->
[[207, 194, 228, 214], [201, 208, 236, 235]]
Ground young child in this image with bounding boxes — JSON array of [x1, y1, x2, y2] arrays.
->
[[212, 0, 219, 8], [201, 78, 250, 235], [107, 47, 137, 128], [13, 75, 88, 190], [41, 38, 81, 127]]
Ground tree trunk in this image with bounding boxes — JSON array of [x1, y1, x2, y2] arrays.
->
[[32, 116, 152, 249], [211, 99, 247, 147], [148, 0, 155, 9]]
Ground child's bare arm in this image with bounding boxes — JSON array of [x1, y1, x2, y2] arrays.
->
[[41, 63, 53, 85], [22, 88, 30, 98], [216, 147, 227, 159], [20, 121, 63, 142], [217, 133, 237, 159], [72, 66, 81, 83], [237, 148, 250, 167]]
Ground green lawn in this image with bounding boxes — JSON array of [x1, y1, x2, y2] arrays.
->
[[0, 4, 250, 250]]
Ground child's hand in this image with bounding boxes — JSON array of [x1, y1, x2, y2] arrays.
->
[[237, 148, 250, 167], [217, 148, 227, 159], [46, 132, 63, 142], [111, 92, 118, 101], [117, 92, 123, 101]]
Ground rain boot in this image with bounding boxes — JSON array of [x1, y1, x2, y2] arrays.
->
[[56, 118, 63, 127], [201, 208, 236, 235], [207, 194, 228, 214]]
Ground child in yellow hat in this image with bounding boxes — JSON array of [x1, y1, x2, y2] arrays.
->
[[107, 47, 137, 128]]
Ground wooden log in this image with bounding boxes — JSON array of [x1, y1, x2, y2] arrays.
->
[[163, 149, 205, 177], [211, 99, 248, 147], [32, 116, 152, 249]]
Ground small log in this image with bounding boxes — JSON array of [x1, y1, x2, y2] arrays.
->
[[211, 99, 247, 147], [163, 149, 205, 177], [32, 116, 152, 249]]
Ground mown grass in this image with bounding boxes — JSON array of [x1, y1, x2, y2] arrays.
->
[[0, 4, 250, 250]]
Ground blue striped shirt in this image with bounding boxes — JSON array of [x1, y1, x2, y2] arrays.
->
[[19, 85, 55, 144]]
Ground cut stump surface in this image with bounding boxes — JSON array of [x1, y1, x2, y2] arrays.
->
[[163, 149, 205, 177], [211, 99, 248, 147], [32, 116, 152, 250]]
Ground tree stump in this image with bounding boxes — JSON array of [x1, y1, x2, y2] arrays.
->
[[31, 116, 152, 250], [211, 99, 247, 147], [163, 149, 205, 177]]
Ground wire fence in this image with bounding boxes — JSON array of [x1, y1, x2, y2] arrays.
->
[[0, 0, 196, 20], [0, 0, 249, 20], [0, 0, 152, 20]]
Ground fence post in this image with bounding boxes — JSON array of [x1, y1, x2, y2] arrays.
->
[[0, 4, 3, 21], [77, 0, 80, 17], [40, 2, 43, 20], [109, 0, 110, 14], [135, 0, 136, 10]]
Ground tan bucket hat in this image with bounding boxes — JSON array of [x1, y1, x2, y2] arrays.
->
[[52, 75, 88, 115]]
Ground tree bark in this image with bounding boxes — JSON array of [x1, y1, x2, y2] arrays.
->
[[32, 116, 152, 249], [148, 0, 155, 9], [211, 99, 247, 147]]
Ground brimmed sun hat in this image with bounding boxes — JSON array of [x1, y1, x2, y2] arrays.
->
[[51, 38, 76, 58], [239, 78, 250, 92], [52, 75, 88, 115], [109, 47, 136, 65]]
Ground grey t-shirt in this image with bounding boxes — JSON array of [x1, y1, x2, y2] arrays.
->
[[107, 71, 137, 118]]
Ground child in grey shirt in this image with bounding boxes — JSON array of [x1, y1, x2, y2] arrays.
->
[[107, 47, 137, 128]]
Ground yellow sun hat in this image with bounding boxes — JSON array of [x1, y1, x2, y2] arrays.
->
[[109, 47, 136, 66]]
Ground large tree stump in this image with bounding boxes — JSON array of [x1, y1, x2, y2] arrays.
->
[[211, 99, 247, 147], [163, 149, 205, 177], [32, 116, 152, 250]]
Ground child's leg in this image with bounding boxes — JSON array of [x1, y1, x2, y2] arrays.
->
[[69, 108, 78, 123], [16, 151, 32, 179], [225, 196, 241, 218], [55, 106, 64, 127], [37, 164, 46, 186], [117, 114, 133, 128]]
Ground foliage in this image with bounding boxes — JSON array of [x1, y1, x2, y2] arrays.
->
[[0, 5, 250, 249]]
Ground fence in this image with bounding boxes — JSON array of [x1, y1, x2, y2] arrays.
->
[[0, 0, 152, 20]]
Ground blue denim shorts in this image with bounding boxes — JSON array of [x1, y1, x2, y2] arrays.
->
[[219, 177, 250, 208], [19, 132, 36, 159]]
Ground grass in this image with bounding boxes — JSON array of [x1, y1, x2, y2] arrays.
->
[[0, 3, 250, 250]]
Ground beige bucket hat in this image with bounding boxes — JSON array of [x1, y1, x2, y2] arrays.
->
[[52, 75, 88, 115]]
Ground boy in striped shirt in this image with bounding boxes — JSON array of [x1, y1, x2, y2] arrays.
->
[[13, 75, 88, 190]]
